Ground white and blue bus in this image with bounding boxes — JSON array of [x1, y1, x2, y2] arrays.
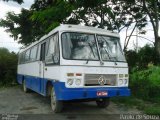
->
[[17, 24, 130, 112]]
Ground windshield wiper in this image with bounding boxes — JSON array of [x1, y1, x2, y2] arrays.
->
[[99, 36, 117, 65], [104, 48, 112, 60], [86, 58, 90, 64], [103, 48, 117, 65], [111, 56, 118, 65]]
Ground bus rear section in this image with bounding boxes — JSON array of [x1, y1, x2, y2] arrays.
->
[[17, 25, 130, 113]]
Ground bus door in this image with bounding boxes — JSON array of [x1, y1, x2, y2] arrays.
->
[[39, 42, 46, 93]]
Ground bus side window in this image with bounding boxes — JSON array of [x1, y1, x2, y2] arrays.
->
[[24, 49, 31, 62], [30, 45, 38, 61], [36, 44, 40, 61], [45, 33, 59, 64], [40, 42, 46, 61]]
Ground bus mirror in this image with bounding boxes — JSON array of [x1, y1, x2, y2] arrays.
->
[[52, 54, 59, 63]]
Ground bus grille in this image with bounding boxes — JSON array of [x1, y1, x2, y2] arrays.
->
[[84, 74, 117, 86]]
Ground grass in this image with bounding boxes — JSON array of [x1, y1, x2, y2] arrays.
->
[[112, 96, 160, 115], [144, 106, 160, 115], [0, 83, 19, 91]]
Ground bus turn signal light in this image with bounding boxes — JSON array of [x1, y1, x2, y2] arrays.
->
[[67, 73, 74, 77], [76, 73, 82, 76]]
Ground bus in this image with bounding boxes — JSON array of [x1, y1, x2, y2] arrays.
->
[[17, 24, 130, 113]]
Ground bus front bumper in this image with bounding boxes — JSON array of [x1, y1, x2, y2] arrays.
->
[[53, 82, 130, 101]]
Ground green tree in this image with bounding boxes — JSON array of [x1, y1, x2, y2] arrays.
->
[[0, 0, 74, 45], [0, 48, 18, 86], [140, 0, 160, 59], [0, 9, 44, 45], [30, 0, 74, 33], [126, 44, 159, 70], [64, 0, 148, 51], [0, 0, 159, 52], [30, 0, 149, 51]]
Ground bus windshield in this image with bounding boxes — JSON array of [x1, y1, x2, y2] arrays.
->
[[97, 35, 126, 62], [62, 32, 99, 60], [61, 32, 126, 62]]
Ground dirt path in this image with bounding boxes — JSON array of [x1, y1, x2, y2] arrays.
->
[[0, 86, 142, 120]]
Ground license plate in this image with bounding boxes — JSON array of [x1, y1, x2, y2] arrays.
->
[[97, 91, 108, 96]]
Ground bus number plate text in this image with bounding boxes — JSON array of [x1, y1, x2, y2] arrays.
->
[[97, 91, 108, 96]]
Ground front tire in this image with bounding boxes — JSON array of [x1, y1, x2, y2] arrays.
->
[[51, 87, 63, 113], [96, 98, 110, 108], [23, 80, 29, 93]]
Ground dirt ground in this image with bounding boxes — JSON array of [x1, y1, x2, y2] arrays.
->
[[0, 86, 142, 120]]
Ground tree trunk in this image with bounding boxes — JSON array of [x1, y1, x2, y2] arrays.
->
[[155, 37, 160, 59]]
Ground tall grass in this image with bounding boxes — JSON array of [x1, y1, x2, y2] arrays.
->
[[130, 65, 160, 102]]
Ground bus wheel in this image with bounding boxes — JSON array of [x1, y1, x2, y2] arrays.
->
[[23, 80, 29, 93], [51, 87, 63, 113], [96, 98, 110, 108]]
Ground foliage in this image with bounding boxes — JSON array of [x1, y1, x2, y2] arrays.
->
[[125, 50, 138, 69], [112, 96, 160, 115], [0, 9, 45, 45], [144, 106, 160, 115], [126, 44, 159, 70], [0, 0, 74, 45], [139, 45, 159, 69], [130, 66, 160, 102], [0, 48, 18, 86], [31, 0, 74, 33], [138, 0, 160, 57], [67, 0, 147, 31], [0, 0, 149, 45], [112, 63, 160, 115]]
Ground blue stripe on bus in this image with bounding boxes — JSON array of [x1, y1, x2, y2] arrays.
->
[[17, 74, 48, 96], [17, 74, 130, 100]]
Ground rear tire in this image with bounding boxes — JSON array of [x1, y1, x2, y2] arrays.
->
[[23, 80, 29, 93], [51, 86, 63, 113], [96, 98, 110, 108]]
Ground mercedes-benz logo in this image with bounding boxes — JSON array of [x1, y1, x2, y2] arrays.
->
[[98, 75, 106, 85]]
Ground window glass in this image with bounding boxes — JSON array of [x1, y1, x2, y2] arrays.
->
[[61, 32, 99, 60], [30, 45, 38, 61], [40, 42, 46, 61], [25, 49, 31, 62], [45, 33, 59, 64], [97, 35, 126, 62]]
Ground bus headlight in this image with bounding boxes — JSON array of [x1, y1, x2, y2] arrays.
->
[[119, 79, 123, 85], [67, 79, 74, 86], [75, 79, 81, 86], [125, 74, 129, 77], [119, 74, 124, 78]]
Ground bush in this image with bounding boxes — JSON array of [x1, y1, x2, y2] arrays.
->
[[125, 44, 159, 70], [125, 50, 138, 69], [0, 48, 18, 86], [130, 66, 160, 102]]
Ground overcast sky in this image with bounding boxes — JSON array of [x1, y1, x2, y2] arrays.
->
[[0, 0, 156, 53], [0, 0, 34, 52]]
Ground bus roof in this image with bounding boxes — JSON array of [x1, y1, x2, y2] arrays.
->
[[19, 24, 119, 53]]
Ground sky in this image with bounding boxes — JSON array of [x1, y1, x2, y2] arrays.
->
[[0, 0, 157, 53], [0, 0, 34, 52]]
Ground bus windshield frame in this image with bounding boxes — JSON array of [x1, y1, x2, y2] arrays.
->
[[61, 32, 126, 62]]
